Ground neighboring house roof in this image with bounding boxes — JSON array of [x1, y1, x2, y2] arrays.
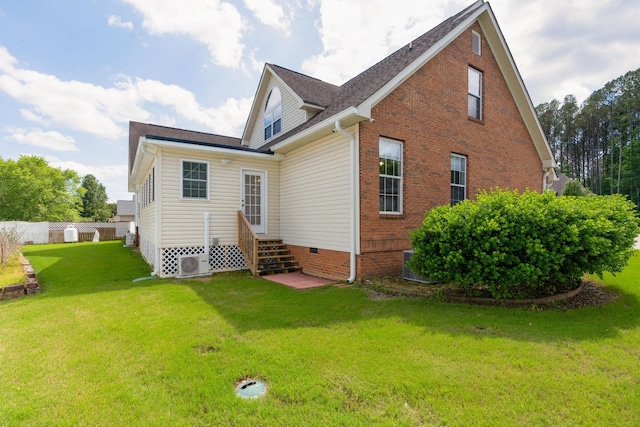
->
[[549, 172, 571, 195], [117, 199, 135, 216], [128, 121, 242, 175]]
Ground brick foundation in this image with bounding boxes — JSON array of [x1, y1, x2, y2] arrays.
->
[[286, 244, 351, 281]]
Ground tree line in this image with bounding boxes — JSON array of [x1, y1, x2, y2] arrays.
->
[[536, 68, 640, 210], [0, 156, 115, 222]]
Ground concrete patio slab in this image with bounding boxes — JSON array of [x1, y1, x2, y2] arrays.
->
[[261, 272, 336, 289]]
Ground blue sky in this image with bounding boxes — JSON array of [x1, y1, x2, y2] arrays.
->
[[1, 0, 639, 202]]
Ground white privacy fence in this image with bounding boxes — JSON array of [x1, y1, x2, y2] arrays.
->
[[0, 221, 134, 244]]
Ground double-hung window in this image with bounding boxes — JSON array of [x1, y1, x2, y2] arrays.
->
[[182, 160, 208, 199], [379, 137, 402, 213], [468, 67, 482, 120], [451, 154, 466, 206], [264, 88, 282, 140]]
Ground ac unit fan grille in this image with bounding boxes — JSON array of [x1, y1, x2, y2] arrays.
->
[[178, 254, 209, 277], [181, 256, 199, 274]]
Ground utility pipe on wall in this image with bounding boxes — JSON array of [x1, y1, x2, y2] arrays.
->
[[542, 168, 551, 191], [204, 212, 210, 257], [334, 120, 357, 283]]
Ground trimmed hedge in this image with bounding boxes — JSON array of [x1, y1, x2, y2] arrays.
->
[[407, 189, 640, 299]]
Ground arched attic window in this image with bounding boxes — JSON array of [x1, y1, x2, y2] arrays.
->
[[264, 87, 282, 140]]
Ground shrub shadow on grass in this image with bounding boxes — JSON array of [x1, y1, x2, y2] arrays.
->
[[187, 271, 640, 344]]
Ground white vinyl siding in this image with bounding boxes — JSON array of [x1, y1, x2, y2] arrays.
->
[[138, 163, 157, 247], [159, 148, 280, 248], [248, 76, 306, 149], [280, 128, 352, 252]]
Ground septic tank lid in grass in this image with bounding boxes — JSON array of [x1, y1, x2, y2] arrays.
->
[[235, 379, 267, 399]]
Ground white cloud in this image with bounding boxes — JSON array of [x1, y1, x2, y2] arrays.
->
[[45, 156, 130, 202], [108, 15, 134, 30], [244, 0, 292, 35], [0, 46, 17, 72], [489, 0, 640, 104], [122, 0, 246, 69], [19, 108, 47, 125], [5, 127, 78, 151], [205, 96, 254, 137], [0, 46, 250, 140], [301, 0, 468, 84], [46, 157, 128, 180]]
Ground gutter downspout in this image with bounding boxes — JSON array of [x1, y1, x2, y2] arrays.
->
[[141, 141, 160, 276], [335, 120, 357, 283], [542, 168, 551, 191]]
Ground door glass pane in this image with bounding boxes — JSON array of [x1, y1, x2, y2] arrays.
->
[[244, 173, 262, 226]]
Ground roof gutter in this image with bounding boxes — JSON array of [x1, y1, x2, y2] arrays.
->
[[334, 120, 357, 283]]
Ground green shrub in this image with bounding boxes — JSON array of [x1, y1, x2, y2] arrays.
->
[[407, 189, 640, 299], [562, 179, 588, 196]]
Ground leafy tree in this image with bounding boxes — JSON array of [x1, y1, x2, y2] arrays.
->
[[537, 67, 640, 210], [562, 179, 588, 196], [107, 202, 117, 218], [0, 156, 83, 221], [80, 174, 111, 221]]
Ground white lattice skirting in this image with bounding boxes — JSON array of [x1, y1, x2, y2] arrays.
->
[[161, 245, 248, 277], [140, 238, 157, 269]]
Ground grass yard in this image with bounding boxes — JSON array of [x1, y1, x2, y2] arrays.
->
[[1, 241, 639, 426]]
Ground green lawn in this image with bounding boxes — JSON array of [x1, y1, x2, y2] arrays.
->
[[1, 242, 639, 426]]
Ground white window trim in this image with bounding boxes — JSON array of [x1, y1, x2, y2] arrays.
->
[[468, 66, 482, 120], [451, 153, 467, 206], [264, 87, 282, 141], [181, 159, 210, 200], [379, 137, 403, 215]]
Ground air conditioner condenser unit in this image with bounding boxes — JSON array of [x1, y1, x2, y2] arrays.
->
[[402, 250, 437, 284], [178, 254, 210, 277]]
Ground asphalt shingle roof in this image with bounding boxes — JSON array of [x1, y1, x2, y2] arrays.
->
[[128, 121, 242, 173]]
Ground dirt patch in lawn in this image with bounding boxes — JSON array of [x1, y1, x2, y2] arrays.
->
[[363, 278, 618, 310]]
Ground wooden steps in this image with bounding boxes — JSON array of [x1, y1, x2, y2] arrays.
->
[[257, 239, 301, 276]]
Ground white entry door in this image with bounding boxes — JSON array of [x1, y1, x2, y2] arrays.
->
[[242, 170, 266, 234]]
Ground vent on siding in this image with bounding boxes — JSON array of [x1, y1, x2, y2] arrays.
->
[[402, 250, 437, 284], [472, 31, 481, 56]]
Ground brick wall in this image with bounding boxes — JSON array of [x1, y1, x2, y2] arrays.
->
[[287, 244, 350, 281], [357, 23, 543, 278]]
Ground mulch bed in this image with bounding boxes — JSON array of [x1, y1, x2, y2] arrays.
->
[[364, 278, 618, 310]]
